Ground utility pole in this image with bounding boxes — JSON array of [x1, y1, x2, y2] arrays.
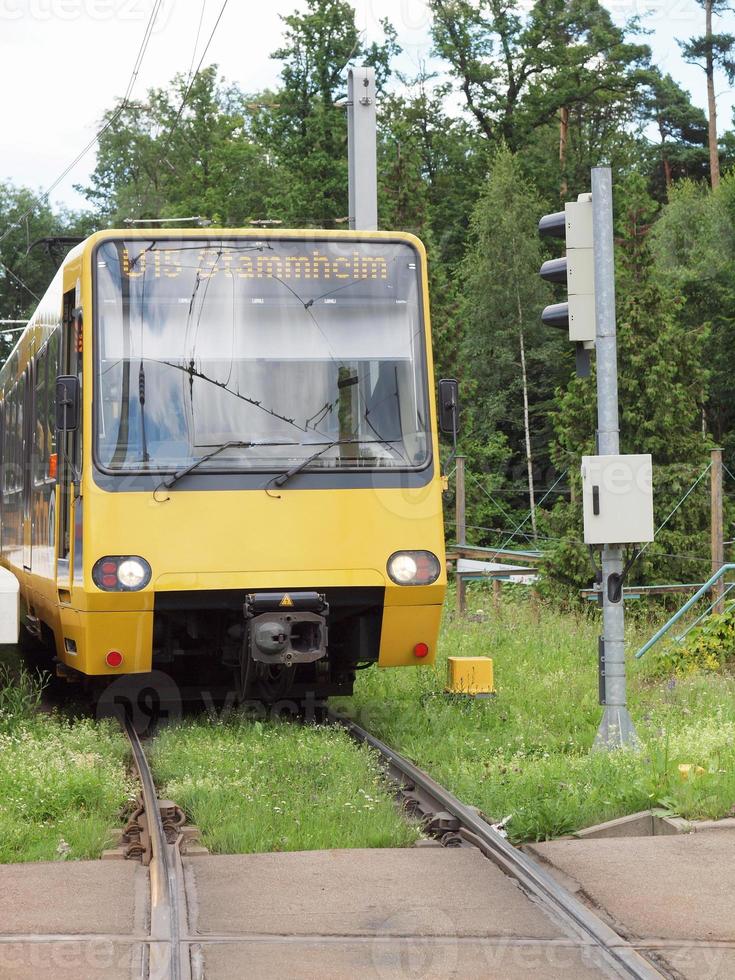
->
[[455, 455, 467, 617], [346, 67, 377, 231], [591, 167, 638, 751], [711, 447, 725, 614]]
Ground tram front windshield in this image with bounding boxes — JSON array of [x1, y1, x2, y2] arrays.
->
[[94, 238, 430, 474]]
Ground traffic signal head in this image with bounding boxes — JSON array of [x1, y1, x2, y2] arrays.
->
[[539, 194, 596, 346]]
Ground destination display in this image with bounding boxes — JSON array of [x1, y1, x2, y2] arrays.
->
[[119, 243, 392, 283]]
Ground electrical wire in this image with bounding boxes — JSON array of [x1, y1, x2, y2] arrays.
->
[[185, 0, 208, 85], [0, 260, 40, 302], [633, 462, 713, 564], [148, 0, 230, 178], [0, 0, 164, 248]]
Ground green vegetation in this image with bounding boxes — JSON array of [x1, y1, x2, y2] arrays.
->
[[0, 664, 133, 863], [150, 717, 420, 854], [658, 604, 735, 676], [346, 591, 735, 842]]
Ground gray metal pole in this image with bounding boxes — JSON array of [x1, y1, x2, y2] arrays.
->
[[347, 67, 378, 231], [591, 166, 638, 751]]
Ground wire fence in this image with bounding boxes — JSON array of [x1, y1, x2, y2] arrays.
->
[[449, 456, 733, 579]]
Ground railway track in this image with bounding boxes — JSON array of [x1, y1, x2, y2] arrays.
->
[[334, 714, 669, 980], [121, 707, 670, 979], [123, 719, 193, 980]]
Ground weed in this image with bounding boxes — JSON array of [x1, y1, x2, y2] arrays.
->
[[345, 587, 735, 841], [150, 716, 421, 854], [0, 664, 133, 862]]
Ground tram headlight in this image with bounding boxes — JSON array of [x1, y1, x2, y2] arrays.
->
[[93, 556, 152, 592], [117, 559, 150, 589], [387, 551, 441, 586]]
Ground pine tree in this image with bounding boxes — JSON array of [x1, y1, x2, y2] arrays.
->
[[457, 146, 565, 543]]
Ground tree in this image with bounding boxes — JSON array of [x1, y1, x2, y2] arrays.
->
[[430, 0, 650, 194], [641, 71, 709, 192], [255, 0, 399, 226], [0, 183, 93, 365], [679, 0, 735, 188], [651, 173, 735, 459], [457, 146, 565, 540], [82, 68, 279, 224]]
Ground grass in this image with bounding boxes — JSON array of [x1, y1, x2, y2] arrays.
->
[[343, 586, 735, 842], [0, 658, 134, 863], [150, 716, 421, 853]]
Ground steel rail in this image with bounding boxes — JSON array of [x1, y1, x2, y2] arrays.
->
[[336, 715, 667, 980], [124, 718, 191, 980]]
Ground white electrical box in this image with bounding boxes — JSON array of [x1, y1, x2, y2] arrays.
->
[[581, 454, 654, 545], [0, 568, 19, 644]]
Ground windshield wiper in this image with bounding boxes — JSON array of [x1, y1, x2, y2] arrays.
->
[[158, 440, 298, 494], [270, 439, 400, 489]]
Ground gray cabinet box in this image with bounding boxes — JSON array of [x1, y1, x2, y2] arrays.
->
[[581, 454, 654, 545]]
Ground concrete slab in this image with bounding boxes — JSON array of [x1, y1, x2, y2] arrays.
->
[[0, 861, 146, 936], [186, 849, 565, 940], [527, 833, 735, 941], [199, 939, 609, 980], [652, 946, 735, 980], [0, 941, 140, 980]]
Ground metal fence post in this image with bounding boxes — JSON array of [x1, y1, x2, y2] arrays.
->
[[711, 448, 725, 614], [456, 455, 466, 616]]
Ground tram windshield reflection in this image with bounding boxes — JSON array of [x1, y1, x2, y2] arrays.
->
[[94, 238, 430, 474]]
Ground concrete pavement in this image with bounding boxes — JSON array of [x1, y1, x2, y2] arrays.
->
[[185, 848, 616, 979], [2, 835, 733, 978], [0, 861, 146, 979], [527, 831, 735, 980]]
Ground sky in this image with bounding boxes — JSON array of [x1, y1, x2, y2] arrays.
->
[[0, 0, 733, 213]]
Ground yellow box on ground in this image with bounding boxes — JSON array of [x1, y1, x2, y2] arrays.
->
[[446, 656, 495, 696]]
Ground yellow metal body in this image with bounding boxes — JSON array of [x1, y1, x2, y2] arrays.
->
[[0, 229, 447, 679], [446, 656, 495, 695]]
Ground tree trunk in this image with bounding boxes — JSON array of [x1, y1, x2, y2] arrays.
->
[[517, 295, 537, 539], [559, 106, 569, 199], [662, 153, 672, 189], [705, 0, 720, 188]]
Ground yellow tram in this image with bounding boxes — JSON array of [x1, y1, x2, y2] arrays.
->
[[0, 229, 448, 700]]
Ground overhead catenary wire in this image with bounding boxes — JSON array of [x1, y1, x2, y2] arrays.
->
[[145, 0, 231, 183], [0, 0, 164, 248], [0, 260, 40, 303]]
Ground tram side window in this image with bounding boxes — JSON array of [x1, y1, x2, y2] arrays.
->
[[4, 388, 16, 493], [33, 349, 47, 486], [15, 376, 24, 493], [46, 331, 59, 478], [0, 401, 4, 499]]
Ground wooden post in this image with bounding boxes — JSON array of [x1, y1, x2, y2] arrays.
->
[[456, 455, 466, 617], [711, 448, 725, 613], [492, 577, 502, 614]]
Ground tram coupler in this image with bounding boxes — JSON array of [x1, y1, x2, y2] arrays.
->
[[243, 592, 329, 666]]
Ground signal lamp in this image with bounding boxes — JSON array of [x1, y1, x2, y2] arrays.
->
[[413, 642, 430, 659], [105, 650, 123, 668]]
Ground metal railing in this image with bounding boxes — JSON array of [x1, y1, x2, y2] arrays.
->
[[634, 564, 735, 660]]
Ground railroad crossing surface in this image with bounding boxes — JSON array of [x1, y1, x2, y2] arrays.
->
[[0, 832, 732, 979]]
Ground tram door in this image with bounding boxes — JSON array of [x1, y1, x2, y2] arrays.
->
[[22, 362, 32, 570], [56, 290, 82, 589]]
